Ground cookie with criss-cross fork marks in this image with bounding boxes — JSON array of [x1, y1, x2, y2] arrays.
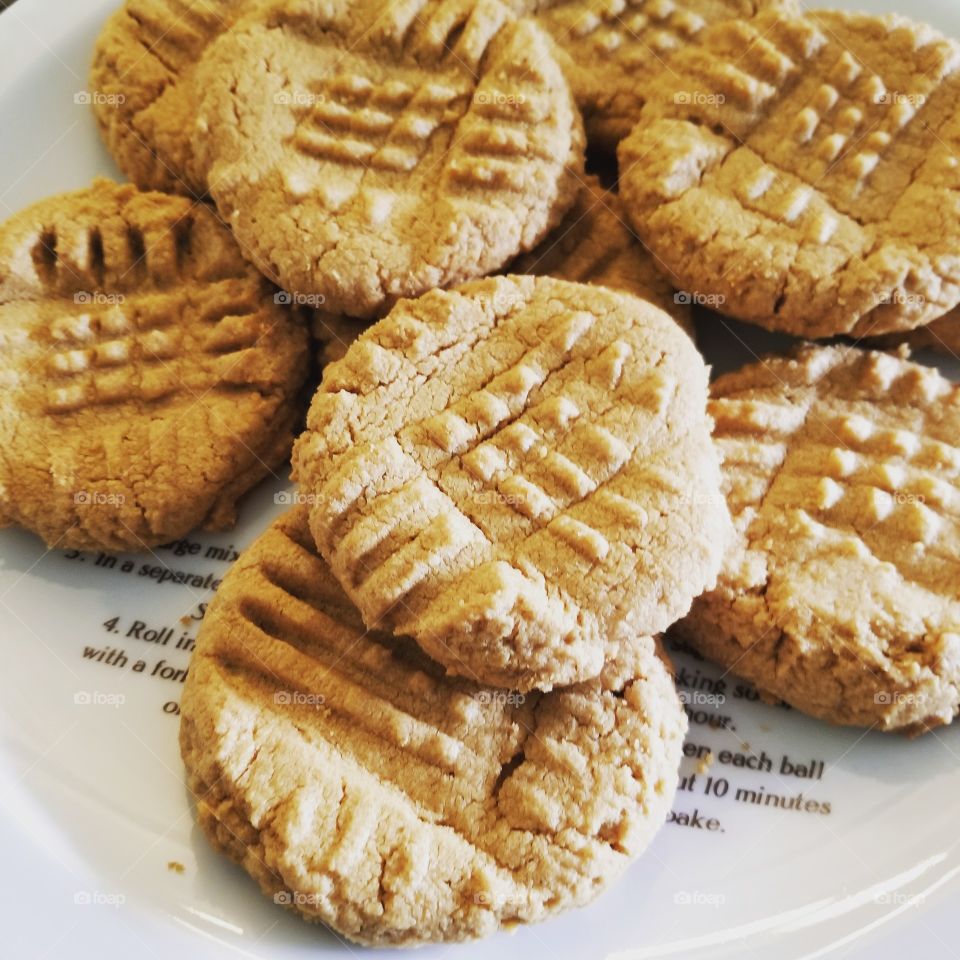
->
[[673, 345, 960, 734], [0, 180, 308, 552], [526, 0, 796, 151], [511, 174, 694, 337], [618, 9, 960, 339], [180, 506, 687, 945], [91, 0, 248, 195], [192, 0, 585, 319], [294, 275, 731, 692]]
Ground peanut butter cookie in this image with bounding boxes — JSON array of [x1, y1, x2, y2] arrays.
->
[[180, 506, 687, 945], [90, 0, 245, 195], [528, 0, 795, 151], [192, 0, 585, 318], [673, 345, 960, 734], [0, 180, 308, 552], [294, 275, 730, 691], [619, 10, 960, 339]]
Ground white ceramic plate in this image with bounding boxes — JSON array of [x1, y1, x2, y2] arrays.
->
[[1, 2, 958, 958]]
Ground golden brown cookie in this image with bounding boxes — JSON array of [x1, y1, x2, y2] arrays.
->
[[90, 0, 245, 196], [618, 9, 960, 339], [192, 0, 585, 318], [673, 345, 960, 734], [294, 275, 731, 692], [511, 174, 694, 337], [0, 180, 308, 552], [528, 0, 795, 151], [180, 507, 687, 946]]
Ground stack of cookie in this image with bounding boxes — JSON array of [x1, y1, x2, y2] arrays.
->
[[0, 0, 958, 947], [182, 273, 734, 943]]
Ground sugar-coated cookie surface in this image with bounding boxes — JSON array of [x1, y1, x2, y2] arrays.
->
[[192, 0, 585, 318], [90, 0, 246, 195], [180, 507, 687, 946], [674, 345, 960, 734], [294, 275, 731, 691], [0, 180, 309, 552], [618, 9, 960, 339]]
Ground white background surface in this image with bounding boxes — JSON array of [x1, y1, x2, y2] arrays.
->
[[0, 1, 959, 958]]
